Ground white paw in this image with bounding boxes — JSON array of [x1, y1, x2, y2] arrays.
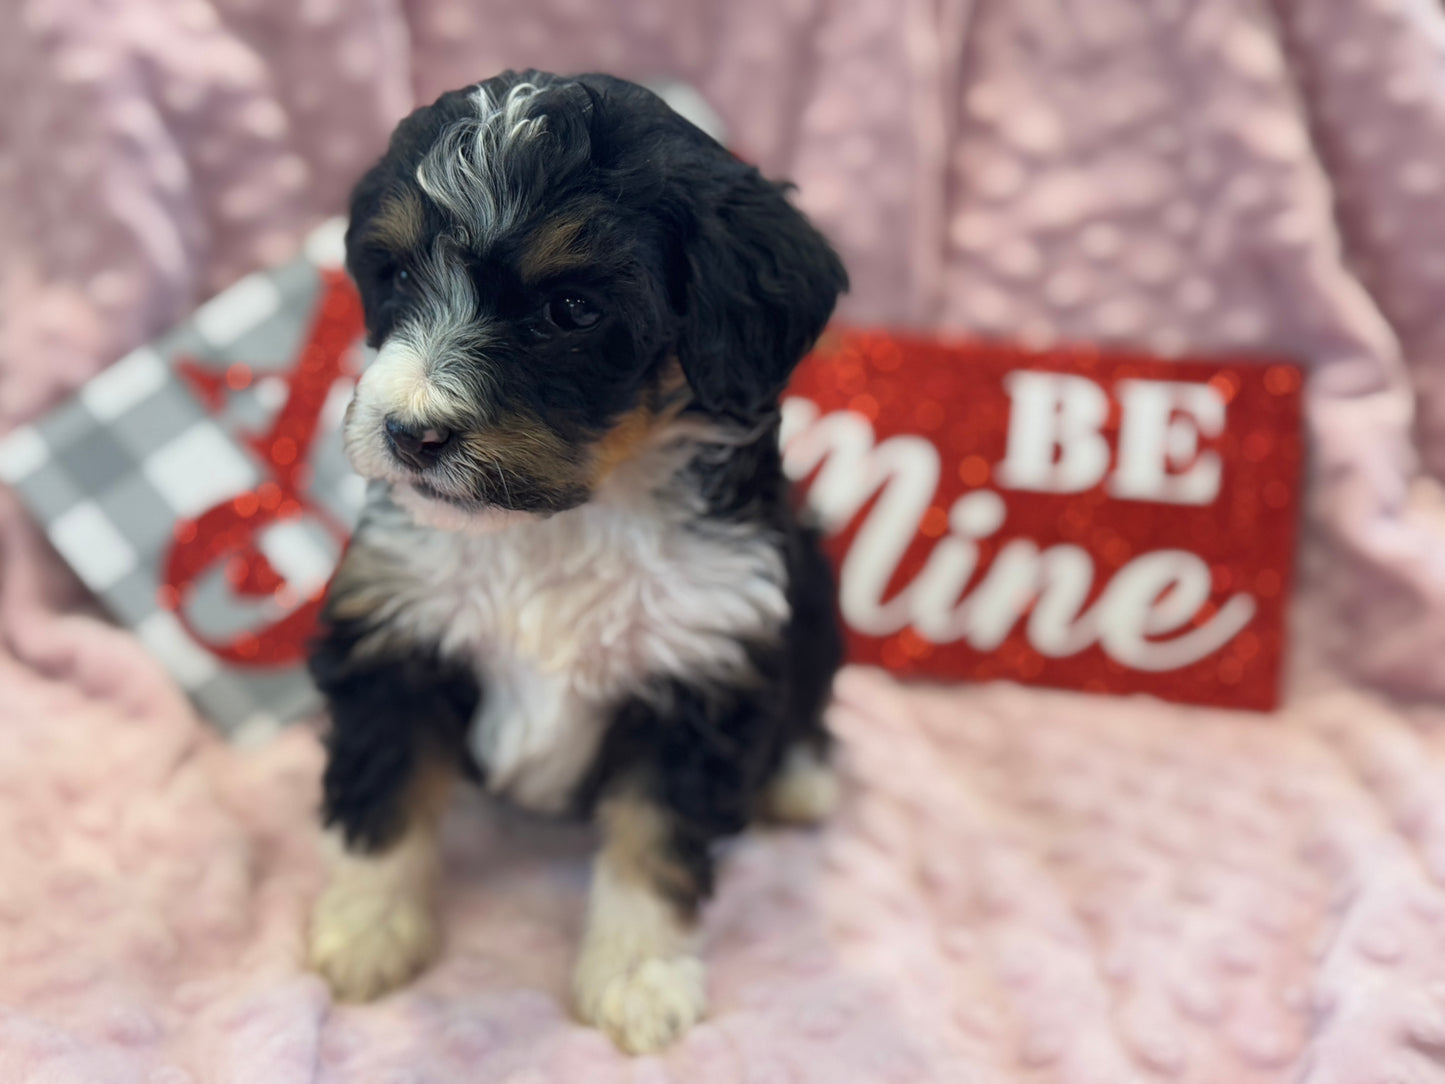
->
[[308, 882, 439, 1002], [575, 953, 707, 1055], [761, 745, 839, 825]]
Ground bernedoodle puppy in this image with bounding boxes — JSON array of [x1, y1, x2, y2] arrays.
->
[[306, 70, 847, 1054]]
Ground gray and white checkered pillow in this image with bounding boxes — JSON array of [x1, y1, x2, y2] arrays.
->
[[0, 220, 368, 740]]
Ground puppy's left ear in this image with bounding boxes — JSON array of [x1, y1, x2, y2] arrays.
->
[[675, 167, 848, 421]]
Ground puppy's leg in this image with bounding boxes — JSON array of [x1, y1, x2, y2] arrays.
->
[[574, 788, 709, 1055], [306, 618, 480, 1002], [759, 740, 839, 826], [309, 754, 455, 1001], [760, 524, 843, 826], [577, 669, 785, 1053]]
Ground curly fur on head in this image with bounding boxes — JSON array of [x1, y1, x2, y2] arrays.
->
[[341, 70, 846, 526]]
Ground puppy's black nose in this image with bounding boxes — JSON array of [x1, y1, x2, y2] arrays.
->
[[384, 414, 452, 469]]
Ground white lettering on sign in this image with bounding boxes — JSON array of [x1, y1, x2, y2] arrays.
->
[[780, 399, 1256, 672], [1109, 379, 1225, 504], [1095, 550, 1255, 670], [995, 373, 1227, 504], [995, 372, 1111, 493], [782, 400, 939, 635]]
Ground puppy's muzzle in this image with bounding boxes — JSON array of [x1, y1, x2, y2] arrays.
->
[[385, 415, 453, 471]]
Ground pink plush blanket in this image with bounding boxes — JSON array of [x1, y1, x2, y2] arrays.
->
[[7, 0, 1445, 1080]]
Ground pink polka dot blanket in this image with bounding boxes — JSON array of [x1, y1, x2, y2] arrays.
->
[[5, 0, 1445, 1080]]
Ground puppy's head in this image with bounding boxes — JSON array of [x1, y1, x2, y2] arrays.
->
[[343, 70, 847, 531]]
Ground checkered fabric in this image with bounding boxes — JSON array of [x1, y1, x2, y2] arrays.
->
[[0, 220, 368, 739]]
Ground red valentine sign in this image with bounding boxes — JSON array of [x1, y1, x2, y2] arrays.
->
[[782, 331, 1303, 711]]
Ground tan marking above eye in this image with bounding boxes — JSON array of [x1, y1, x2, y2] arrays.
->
[[518, 216, 591, 281], [361, 189, 426, 253]]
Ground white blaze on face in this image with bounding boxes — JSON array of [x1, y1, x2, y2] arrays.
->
[[356, 339, 452, 424], [344, 339, 434, 483], [343, 250, 496, 488]]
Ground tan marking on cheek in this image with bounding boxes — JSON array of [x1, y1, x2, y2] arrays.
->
[[519, 216, 590, 281], [656, 358, 689, 400], [360, 190, 425, 253], [590, 404, 659, 485], [648, 359, 694, 418], [462, 415, 584, 492], [589, 369, 693, 485]]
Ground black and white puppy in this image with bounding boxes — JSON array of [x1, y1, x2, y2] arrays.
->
[[305, 70, 847, 1055]]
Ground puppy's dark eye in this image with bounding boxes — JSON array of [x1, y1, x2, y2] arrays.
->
[[545, 295, 600, 331], [378, 261, 412, 295]]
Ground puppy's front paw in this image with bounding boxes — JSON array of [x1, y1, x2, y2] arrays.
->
[[575, 952, 706, 1055], [308, 882, 439, 1002], [760, 744, 839, 826]]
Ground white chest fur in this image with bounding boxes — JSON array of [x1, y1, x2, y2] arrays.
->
[[361, 490, 789, 811]]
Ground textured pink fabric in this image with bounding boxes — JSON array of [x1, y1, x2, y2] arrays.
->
[[5, 0, 1445, 1080]]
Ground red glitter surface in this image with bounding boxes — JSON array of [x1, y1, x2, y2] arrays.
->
[[786, 330, 1304, 711]]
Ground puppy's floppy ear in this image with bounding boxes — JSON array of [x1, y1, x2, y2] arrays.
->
[[674, 165, 848, 421]]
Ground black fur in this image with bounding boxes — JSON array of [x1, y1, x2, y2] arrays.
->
[[310, 613, 482, 850]]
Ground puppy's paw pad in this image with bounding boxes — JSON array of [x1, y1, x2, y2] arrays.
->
[[761, 747, 839, 826], [577, 955, 706, 1055], [307, 887, 438, 1003]]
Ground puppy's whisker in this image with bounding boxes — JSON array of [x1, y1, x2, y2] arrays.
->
[[488, 454, 517, 508]]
